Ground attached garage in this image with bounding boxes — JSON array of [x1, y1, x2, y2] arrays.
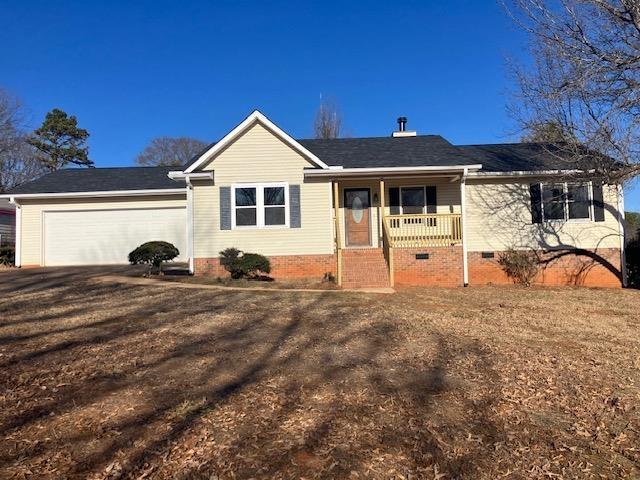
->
[[43, 207, 187, 266], [3, 166, 192, 268]]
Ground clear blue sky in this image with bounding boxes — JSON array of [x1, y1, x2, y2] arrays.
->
[[2, 0, 638, 210]]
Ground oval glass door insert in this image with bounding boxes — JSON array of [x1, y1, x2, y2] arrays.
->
[[352, 196, 364, 223]]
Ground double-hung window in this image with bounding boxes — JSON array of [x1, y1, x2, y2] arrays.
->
[[400, 187, 426, 214], [540, 182, 592, 222], [395, 186, 437, 226], [232, 183, 289, 228]]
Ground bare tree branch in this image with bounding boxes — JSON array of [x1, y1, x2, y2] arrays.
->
[[313, 98, 342, 140], [135, 137, 208, 167], [505, 0, 640, 183], [0, 88, 45, 193]]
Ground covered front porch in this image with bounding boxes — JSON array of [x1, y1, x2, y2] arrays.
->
[[307, 166, 473, 288]]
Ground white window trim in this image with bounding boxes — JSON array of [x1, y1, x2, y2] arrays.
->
[[540, 181, 593, 223], [231, 182, 290, 229]]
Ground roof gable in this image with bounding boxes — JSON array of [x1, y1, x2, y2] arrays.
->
[[184, 110, 330, 173]]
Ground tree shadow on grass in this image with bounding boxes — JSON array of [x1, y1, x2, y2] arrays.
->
[[0, 269, 504, 479]]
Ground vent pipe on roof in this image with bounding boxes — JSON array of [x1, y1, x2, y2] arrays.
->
[[392, 116, 417, 137]]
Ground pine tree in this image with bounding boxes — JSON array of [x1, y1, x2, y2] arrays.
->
[[29, 108, 93, 171]]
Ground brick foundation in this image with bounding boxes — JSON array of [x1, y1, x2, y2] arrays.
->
[[393, 246, 464, 287], [468, 248, 623, 288], [194, 247, 623, 289], [194, 253, 336, 281]]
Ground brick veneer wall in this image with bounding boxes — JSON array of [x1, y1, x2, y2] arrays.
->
[[194, 254, 336, 280], [468, 248, 623, 288], [195, 247, 623, 288], [393, 246, 464, 287]]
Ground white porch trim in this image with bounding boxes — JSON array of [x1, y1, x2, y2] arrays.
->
[[305, 164, 482, 178]]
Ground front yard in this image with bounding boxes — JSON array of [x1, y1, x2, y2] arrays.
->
[[0, 268, 638, 479]]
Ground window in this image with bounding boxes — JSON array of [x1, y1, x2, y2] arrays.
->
[[232, 183, 288, 228], [539, 182, 592, 222], [234, 187, 257, 226], [542, 183, 565, 220], [567, 184, 590, 219], [397, 186, 436, 214], [393, 186, 437, 226], [264, 186, 286, 225], [401, 187, 426, 214]]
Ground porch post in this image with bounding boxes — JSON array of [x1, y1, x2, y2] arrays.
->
[[460, 169, 469, 286], [333, 181, 342, 286], [379, 178, 385, 243], [380, 178, 395, 287]]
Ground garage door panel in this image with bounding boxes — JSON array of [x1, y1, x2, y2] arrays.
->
[[44, 207, 187, 266]]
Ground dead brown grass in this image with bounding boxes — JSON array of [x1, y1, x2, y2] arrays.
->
[[0, 268, 638, 479]]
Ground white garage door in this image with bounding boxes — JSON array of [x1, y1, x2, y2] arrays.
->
[[43, 207, 187, 266]]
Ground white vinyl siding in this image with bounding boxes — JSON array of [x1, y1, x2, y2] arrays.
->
[[465, 178, 622, 251], [193, 122, 334, 257]]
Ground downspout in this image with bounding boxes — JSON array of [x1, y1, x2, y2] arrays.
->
[[9, 197, 21, 268], [185, 178, 194, 274], [617, 183, 627, 287], [460, 169, 469, 286]]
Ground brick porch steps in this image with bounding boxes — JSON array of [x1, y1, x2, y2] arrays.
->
[[341, 248, 390, 289]]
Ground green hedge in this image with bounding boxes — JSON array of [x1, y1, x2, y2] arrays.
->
[[219, 248, 271, 279]]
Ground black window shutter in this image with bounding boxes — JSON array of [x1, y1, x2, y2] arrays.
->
[[592, 182, 606, 222], [529, 183, 543, 224], [389, 187, 400, 214], [425, 186, 437, 214], [289, 184, 301, 228], [220, 186, 231, 230]]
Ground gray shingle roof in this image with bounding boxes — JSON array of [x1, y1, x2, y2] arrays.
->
[[8, 138, 587, 195], [457, 143, 581, 172], [298, 135, 479, 169], [8, 166, 180, 194]]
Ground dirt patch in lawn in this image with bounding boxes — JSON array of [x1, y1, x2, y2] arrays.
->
[[0, 269, 638, 479]]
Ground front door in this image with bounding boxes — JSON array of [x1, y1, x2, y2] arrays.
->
[[344, 188, 371, 247]]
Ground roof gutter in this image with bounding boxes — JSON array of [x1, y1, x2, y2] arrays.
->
[[304, 164, 483, 178], [0, 188, 187, 200], [168, 171, 214, 181], [467, 169, 594, 179]]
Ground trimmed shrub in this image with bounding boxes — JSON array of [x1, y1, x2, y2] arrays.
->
[[219, 248, 271, 279], [498, 248, 540, 286], [0, 246, 15, 266], [128, 241, 179, 274]]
